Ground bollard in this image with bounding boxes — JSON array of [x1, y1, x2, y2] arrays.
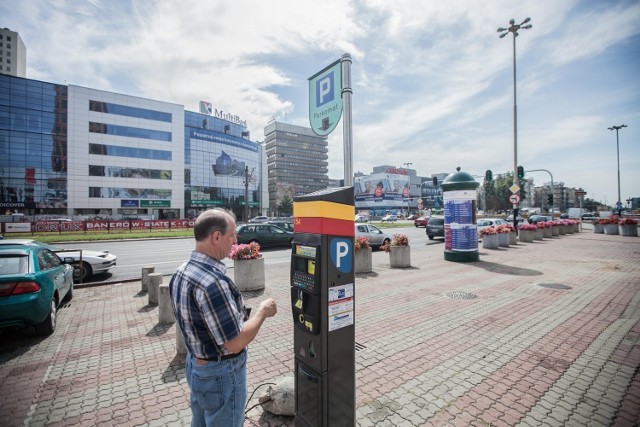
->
[[147, 273, 163, 305], [158, 283, 175, 324], [176, 326, 187, 356], [141, 266, 155, 292]]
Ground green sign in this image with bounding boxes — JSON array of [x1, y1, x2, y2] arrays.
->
[[191, 200, 224, 206], [141, 200, 170, 207], [240, 201, 260, 207], [309, 59, 343, 136]]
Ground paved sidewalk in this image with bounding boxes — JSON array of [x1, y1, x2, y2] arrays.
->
[[0, 229, 639, 426]]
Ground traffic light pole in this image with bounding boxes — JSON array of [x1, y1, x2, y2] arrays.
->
[[526, 169, 554, 214]]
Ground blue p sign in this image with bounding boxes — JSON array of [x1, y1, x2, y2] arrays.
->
[[316, 71, 335, 107], [330, 238, 352, 273]]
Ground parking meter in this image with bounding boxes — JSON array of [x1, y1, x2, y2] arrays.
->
[[291, 186, 355, 427]]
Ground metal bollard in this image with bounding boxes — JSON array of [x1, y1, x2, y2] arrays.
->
[[158, 283, 175, 324], [147, 273, 163, 305], [141, 266, 155, 292]]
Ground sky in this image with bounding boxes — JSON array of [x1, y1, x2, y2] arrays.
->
[[3, 0, 639, 208]]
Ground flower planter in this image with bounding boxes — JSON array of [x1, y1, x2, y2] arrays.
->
[[593, 223, 604, 234], [355, 247, 373, 273], [389, 245, 411, 268], [543, 227, 553, 238], [534, 229, 544, 240], [551, 225, 560, 236], [233, 258, 265, 291], [498, 233, 510, 247], [558, 225, 567, 235], [482, 234, 500, 249], [518, 230, 534, 243], [619, 224, 638, 237], [604, 224, 619, 235], [509, 232, 518, 245], [565, 224, 574, 234], [573, 223, 580, 233]]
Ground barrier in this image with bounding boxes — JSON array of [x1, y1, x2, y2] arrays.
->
[[158, 283, 175, 324], [141, 266, 155, 292], [147, 273, 163, 305]]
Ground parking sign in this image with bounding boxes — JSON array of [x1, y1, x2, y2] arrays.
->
[[309, 59, 343, 136]]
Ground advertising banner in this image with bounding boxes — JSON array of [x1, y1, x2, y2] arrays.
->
[[354, 173, 410, 211]]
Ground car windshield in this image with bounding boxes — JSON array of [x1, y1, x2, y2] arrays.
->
[[0, 254, 29, 275]]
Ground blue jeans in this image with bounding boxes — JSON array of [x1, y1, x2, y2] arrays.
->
[[186, 350, 247, 427]]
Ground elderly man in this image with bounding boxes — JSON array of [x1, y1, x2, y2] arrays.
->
[[169, 208, 277, 427]]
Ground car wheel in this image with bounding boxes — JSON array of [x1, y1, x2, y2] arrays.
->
[[74, 262, 93, 283], [35, 297, 57, 336], [62, 285, 73, 302], [428, 234, 434, 240]]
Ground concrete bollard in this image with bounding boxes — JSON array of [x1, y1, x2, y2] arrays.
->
[[158, 283, 175, 324], [147, 273, 163, 305], [176, 326, 187, 356], [141, 266, 155, 292]]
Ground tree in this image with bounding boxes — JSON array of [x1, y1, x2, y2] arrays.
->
[[276, 194, 293, 216]]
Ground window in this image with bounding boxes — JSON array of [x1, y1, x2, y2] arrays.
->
[[6, 44, 10, 49], [37, 249, 62, 270], [6, 36, 11, 41]]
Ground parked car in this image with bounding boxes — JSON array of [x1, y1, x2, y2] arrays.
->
[[248, 216, 270, 223], [414, 216, 428, 228], [528, 215, 552, 224], [476, 218, 510, 238], [0, 244, 74, 335], [355, 215, 369, 223], [267, 220, 294, 232], [381, 214, 398, 222], [426, 216, 445, 240], [0, 239, 117, 282], [355, 224, 391, 250], [235, 224, 293, 248], [406, 214, 417, 221]]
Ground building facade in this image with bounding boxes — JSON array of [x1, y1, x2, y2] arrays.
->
[[263, 121, 328, 215], [0, 28, 26, 78], [0, 74, 264, 220]]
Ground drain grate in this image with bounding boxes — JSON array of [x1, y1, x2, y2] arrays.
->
[[446, 291, 478, 300], [538, 282, 572, 290], [355, 342, 367, 352]]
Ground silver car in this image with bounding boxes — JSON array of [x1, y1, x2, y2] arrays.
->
[[0, 239, 117, 282], [355, 224, 391, 250]]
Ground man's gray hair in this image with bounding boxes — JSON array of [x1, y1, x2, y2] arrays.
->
[[193, 208, 236, 241]]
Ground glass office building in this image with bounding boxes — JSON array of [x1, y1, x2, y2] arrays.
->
[[0, 74, 264, 219]]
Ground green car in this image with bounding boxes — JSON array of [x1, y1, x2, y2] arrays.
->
[[0, 245, 74, 335], [236, 224, 294, 248]]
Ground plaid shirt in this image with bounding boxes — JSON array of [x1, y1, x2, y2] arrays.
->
[[169, 251, 246, 359]]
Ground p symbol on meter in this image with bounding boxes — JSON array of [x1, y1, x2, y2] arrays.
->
[[330, 238, 352, 273]]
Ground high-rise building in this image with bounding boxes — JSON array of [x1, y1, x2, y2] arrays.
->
[[263, 121, 328, 214], [0, 28, 27, 78]]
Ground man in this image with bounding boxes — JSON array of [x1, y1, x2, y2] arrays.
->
[[169, 208, 277, 427]]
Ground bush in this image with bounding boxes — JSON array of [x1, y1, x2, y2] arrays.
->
[[479, 227, 498, 236], [355, 236, 370, 251], [229, 242, 262, 260]]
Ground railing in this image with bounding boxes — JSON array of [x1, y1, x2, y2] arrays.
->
[[0, 219, 195, 235]]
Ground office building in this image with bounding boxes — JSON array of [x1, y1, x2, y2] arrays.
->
[[263, 121, 328, 214], [0, 28, 26, 78]]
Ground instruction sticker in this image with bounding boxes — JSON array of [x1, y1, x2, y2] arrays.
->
[[328, 283, 354, 331], [328, 283, 354, 302]]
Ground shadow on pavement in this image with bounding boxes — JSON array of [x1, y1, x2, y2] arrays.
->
[[161, 354, 186, 383], [469, 260, 543, 276]]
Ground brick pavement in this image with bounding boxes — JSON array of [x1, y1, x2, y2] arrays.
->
[[0, 227, 638, 426]]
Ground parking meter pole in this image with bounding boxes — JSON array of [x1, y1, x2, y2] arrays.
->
[[442, 168, 480, 263], [291, 186, 355, 427]]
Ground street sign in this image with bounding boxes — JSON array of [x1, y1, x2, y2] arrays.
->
[[575, 191, 587, 197], [308, 59, 343, 136], [418, 204, 423, 210], [509, 184, 520, 194], [509, 194, 521, 204]]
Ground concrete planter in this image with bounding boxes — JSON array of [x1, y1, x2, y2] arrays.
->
[[389, 245, 411, 268], [509, 232, 518, 245], [604, 224, 619, 235], [355, 247, 373, 273], [593, 223, 604, 234], [482, 234, 499, 249], [543, 227, 553, 238], [551, 225, 560, 236], [534, 229, 544, 240], [234, 258, 265, 291], [619, 224, 638, 237], [565, 224, 574, 234], [519, 230, 534, 243], [498, 233, 510, 247], [558, 225, 567, 235]]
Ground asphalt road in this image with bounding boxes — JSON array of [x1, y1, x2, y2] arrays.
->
[[55, 223, 436, 284]]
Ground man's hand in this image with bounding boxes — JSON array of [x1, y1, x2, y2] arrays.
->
[[258, 298, 277, 318]]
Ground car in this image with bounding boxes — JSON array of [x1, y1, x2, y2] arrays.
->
[[248, 216, 270, 223], [426, 216, 445, 240], [0, 239, 117, 282], [355, 224, 391, 250], [355, 215, 369, 223], [476, 218, 509, 233], [267, 220, 294, 232], [414, 216, 428, 228], [506, 214, 524, 222], [381, 214, 398, 222], [235, 224, 293, 248], [406, 214, 417, 221], [0, 245, 74, 335], [528, 215, 552, 224]]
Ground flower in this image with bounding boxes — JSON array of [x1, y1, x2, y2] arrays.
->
[[382, 233, 409, 252], [496, 224, 512, 234], [479, 226, 498, 236], [619, 217, 638, 225], [536, 222, 548, 229], [599, 215, 619, 225], [229, 242, 262, 260], [355, 236, 370, 251], [518, 223, 537, 231]]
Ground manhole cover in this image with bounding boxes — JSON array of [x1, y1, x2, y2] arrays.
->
[[446, 291, 478, 300], [538, 282, 572, 290]]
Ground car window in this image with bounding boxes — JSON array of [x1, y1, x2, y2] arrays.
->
[[0, 254, 29, 275], [356, 225, 367, 232], [368, 225, 382, 234], [242, 225, 255, 233], [269, 226, 284, 234], [37, 249, 62, 270]]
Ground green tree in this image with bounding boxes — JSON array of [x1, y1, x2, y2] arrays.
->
[[276, 194, 293, 216]]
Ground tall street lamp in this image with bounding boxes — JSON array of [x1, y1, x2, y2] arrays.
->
[[608, 124, 627, 214], [498, 17, 532, 228], [402, 163, 412, 215]]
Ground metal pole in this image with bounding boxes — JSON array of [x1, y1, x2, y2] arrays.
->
[[616, 128, 621, 210], [526, 168, 554, 214], [244, 166, 249, 222], [341, 53, 353, 187]]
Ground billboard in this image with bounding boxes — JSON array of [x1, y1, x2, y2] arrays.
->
[[354, 173, 410, 210]]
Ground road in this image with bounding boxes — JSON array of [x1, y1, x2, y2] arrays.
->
[[55, 223, 436, 284]]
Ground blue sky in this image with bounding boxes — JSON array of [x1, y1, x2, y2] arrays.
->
[[3, 0, 639, 208]]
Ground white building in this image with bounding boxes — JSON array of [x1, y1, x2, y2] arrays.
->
[[0, 28, 27, 78]]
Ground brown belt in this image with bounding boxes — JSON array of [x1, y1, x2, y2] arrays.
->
[[196, 349, 245, 363]]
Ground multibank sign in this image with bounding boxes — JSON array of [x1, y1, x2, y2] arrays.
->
[[308, 59, 343, 136]]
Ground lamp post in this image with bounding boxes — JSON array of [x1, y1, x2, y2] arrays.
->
[[607, 124, 627, 214], [498, 18, 532, 229], [402, 163, 412, 216]]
